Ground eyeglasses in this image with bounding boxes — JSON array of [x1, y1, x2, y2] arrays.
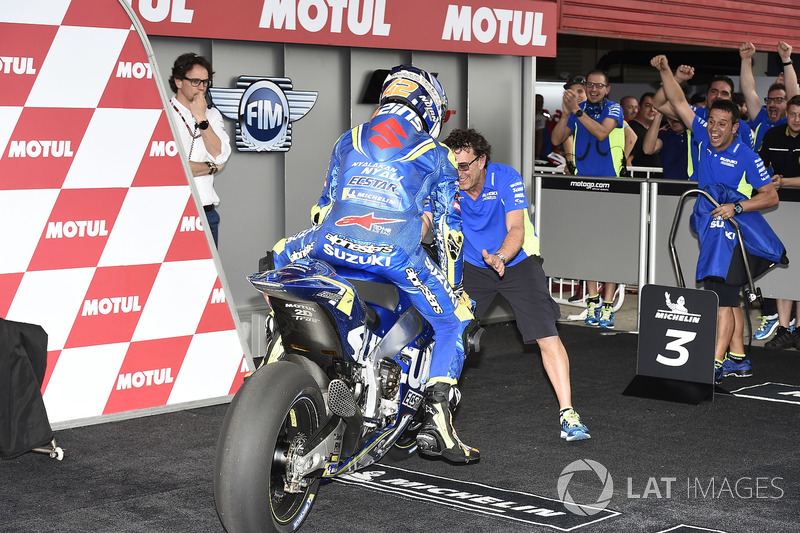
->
[[457, 155, 481, 171], [584, 82, 608, 89], [765, 96, 787, 104], [183, 77, 211, 88]]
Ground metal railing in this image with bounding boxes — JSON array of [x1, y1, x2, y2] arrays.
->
[[547, 279, 628, 321]]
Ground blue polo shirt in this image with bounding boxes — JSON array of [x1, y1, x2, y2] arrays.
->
[[658, 127, 693, 180], [565, 100, 625, 177], [459, 162, 539, 268], [691, 115, 771, 197], [693, 105, 755, 149], [749, 106, 786, 151]]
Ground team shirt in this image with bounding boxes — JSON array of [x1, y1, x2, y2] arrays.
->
[[693, 105, 755, 149], [565, 99, 626, 177], [459, 162, 539, 268], [658, 127, 693, 180], [749, 106, 787, 152], [690, 115, 771, 197]]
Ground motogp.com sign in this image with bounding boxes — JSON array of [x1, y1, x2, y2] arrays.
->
[[128, 0, 557, 57]]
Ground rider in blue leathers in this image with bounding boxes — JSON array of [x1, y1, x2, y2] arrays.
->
[[271, 65, 479, 463]]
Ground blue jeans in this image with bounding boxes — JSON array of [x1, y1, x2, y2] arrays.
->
[[205, 206, 219, 247]]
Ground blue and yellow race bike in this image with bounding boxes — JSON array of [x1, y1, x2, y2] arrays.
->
[[214, 258, 481, 532]]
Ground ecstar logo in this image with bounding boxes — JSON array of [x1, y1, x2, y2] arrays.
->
[[209, 76, 317, 152], [335, 212, 402, 231]]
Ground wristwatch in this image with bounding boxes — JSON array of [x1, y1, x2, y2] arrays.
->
[[575, 109, 584, 118], [495, 252, 507, 264], [733, 202, 743, 215], [197, 120, 210, 130]]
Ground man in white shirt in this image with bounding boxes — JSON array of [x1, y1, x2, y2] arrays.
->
[[168, 53, 231, 246]]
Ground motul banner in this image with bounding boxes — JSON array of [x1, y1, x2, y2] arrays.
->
[[0, 0, 249, 426], [126, 0, 558, 57]]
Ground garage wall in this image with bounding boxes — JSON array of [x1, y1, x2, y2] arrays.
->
[[147, 38, 533, 314]]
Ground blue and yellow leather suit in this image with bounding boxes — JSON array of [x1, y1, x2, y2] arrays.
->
[[273, 103, 473, 383]]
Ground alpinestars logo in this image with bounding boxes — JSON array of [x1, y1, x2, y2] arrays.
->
[[405, 266, 443, 314], [335, 212, 403, 231], [209, 76, 317, 152]]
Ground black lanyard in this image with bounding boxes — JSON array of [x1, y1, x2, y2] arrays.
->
[[171, 102, 201, 139]]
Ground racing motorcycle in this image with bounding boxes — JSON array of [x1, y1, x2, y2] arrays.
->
[[214, 257, 482, 533]]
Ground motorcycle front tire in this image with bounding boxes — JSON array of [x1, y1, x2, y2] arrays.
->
[[215, 361, 325, 533]]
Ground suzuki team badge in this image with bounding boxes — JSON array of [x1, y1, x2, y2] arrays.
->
[[209, 76, 317, 152]]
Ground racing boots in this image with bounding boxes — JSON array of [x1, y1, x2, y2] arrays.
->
[[416, 382, 480, 463]]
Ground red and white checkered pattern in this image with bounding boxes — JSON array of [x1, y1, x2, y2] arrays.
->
[[0, 0, 248, 425]]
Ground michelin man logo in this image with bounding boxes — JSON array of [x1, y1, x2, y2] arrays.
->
[[209, 76, 317, 152], [664, 291, 688, 313]]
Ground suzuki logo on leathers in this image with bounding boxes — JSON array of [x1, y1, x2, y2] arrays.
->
[[335, 212, 402, 231], [369, 117, 407, 149]]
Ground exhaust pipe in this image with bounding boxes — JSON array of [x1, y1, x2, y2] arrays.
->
[[327, 379, 363, 457]]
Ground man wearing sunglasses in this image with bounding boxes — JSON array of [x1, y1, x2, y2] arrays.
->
[[443, 128, 591, 442], [168, 53, 231, 246], [740, 41, 798, 152]]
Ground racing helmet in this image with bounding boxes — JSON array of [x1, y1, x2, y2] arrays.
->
[[379, 65, 448, 138]]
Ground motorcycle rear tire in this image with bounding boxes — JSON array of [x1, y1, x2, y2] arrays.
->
[[215, 361, 325, 533]]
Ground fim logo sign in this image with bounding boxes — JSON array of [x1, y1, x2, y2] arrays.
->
[[557, 459, 614, 516], [209, 76, 317, 152]]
